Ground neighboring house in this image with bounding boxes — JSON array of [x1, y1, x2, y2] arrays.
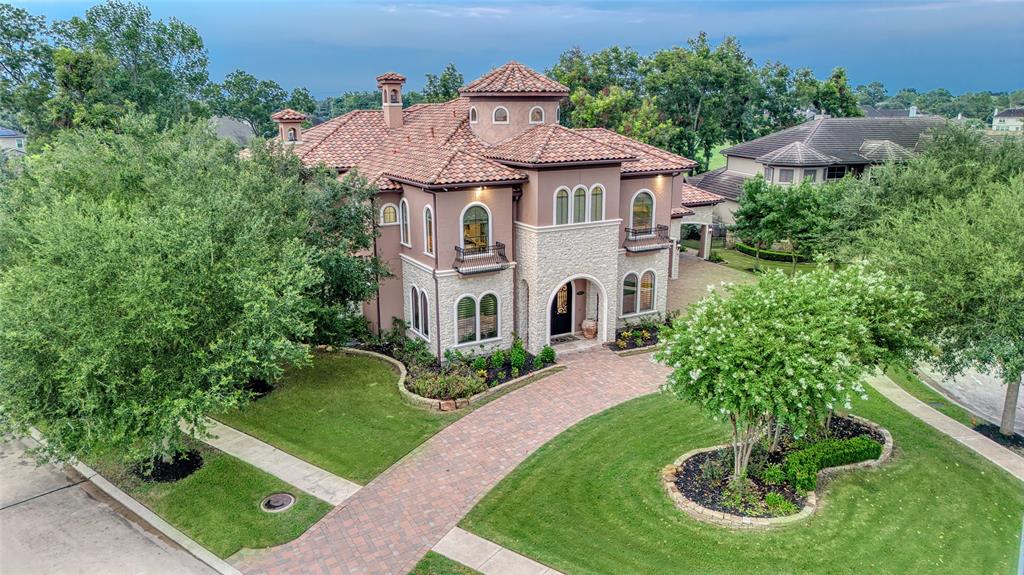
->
[[211, 116, 257, 146], [269, 62, 720, 357], [991, 108, 1024, 132], [0, 127, 27, 157], [859, 105, 925, 118], [693, 116, 945, 224]]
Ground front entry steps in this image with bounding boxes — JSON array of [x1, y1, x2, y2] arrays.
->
[[550, 332, 603, 356]]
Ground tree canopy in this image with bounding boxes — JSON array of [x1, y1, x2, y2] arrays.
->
[[205, 69, 318, 137]]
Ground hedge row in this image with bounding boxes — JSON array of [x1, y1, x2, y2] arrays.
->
[[735, 242, 809, 262], [784, 436, 882, 492]]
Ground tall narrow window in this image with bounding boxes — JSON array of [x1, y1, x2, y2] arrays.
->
[[555, 188, 569, 225], [381, 204, 397, 225], [469, 107, 478, 123], [572, 187, 586, 223], [639, 271, 655, 312], [462, 204, 489, 249], [622, 273, 638, 315], [399, 200, 410, 245], [631, 191, 654, 229], [287, 128, 297, 141], [479, 294, 498, 340], [410, 287, 420, 331], [457, 297, 477, 343], [420, 291, 429, 336], [590, 185, 604, 221], [423, 206, 434, 255]]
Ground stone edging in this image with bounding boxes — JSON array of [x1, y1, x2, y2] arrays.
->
[[613, 343, 658, 357], [661, 415, 894, 529], [28, 428, 242, 575]]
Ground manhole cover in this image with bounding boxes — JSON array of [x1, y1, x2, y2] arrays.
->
[[260, 492, 295, 513]]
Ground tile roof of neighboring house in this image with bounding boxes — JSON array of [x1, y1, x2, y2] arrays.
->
[[678, 183, 724, 207], [670, 206, 696, 218], [723, 117, 946, 164], [575, 128, 698, 174], [0, 127, 25, 137], [271, 108, 307, 121], [460, 61, 569, 96], [211, 116, 256, 146], [858, 139, 915, 163], [485, 124, 637, 166], [691, 167, 747, 201], [754, 141, 841, 167], [995, 108, 1024, 118]]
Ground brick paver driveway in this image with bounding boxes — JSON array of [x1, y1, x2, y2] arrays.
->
[[239, 350, 668, 575]]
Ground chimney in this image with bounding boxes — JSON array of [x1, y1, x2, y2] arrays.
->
[[376, 72, 406, 129], [271, 108, 307, 143], [909, 105, 918, 118]]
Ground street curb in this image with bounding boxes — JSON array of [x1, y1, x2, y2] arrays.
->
[[29, 428, 242, 575]]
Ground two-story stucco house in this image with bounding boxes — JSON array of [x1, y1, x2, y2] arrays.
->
[[693, 116, 945, 224], [992, 108, 1024, 132], [270, 62, 722, 357]]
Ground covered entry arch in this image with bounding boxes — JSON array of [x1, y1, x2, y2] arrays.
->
[[543, 274, 609, 347]]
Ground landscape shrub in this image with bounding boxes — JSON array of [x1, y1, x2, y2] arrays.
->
[[408, 367, 485, 400], [471, 356, 487, 372], [538, 345, 556, 365], [758, 463, 785, 486], [489, 349, 506, 369], [785, 436, 882, 492], [509, 346, 526, 370], [764, 492, 797, 515], [735, 241, 808, 262]]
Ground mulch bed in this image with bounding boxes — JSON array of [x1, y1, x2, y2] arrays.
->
[[972, 423, 1024, 457], [607, 328, 659, 352], [131, 449, 204, 483], [674, 416, 881, 518]]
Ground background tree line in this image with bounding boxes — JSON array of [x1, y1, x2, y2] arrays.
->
[[854, 80, 1024, 123]]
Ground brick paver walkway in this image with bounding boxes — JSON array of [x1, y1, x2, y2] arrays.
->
[[238, 350, 668, 575]]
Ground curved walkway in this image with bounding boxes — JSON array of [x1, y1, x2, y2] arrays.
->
[[237, 349, 667, 575]]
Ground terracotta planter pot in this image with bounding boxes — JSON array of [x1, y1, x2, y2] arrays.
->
[[581, 319, 598, 339]]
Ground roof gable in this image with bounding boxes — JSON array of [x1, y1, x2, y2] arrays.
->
[[755, 141, 840, 166], [485, 124, 636, 166], [460, 62, 569, 96]]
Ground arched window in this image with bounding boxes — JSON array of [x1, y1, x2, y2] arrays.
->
[[555, 105, 560, 124], [631, 190, 654, 229], [462, 204, 490, 249], [572, 187, 587, 223], [410, 286, 420, 332], [469, 107, 478, 123], [493, 106, 509, 124], [286, 128, 297, 141], [399, 199, 410, 246], [420, 291, 429, 336], [457, 296, 477, 344], [380, 203, 398, 225], [423, 206, 434, 255], [389, 89, 399, 104], [622, 273, 638, 315], [529, 106, 544, 124], [554, 188, 569, 225], [639, 271, 655, 312], [590, 185, 604, 221], [479, 294, 498, 340]]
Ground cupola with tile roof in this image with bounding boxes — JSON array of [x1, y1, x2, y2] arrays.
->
[[376, 72, 406, 129], [460, 62, 569, 145], [271, 108, 307, 143]]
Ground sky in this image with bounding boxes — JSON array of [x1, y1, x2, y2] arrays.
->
[[14, 0, 1024, 98]]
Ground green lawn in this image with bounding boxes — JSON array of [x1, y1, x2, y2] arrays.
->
[[217, 352, 459, 484], [705, 142, 729, 172], [408, 552, 480, 575], [90, 444, 331, 558], [885, 365, 978, 428], [461, 389, 1024, 574], [714, 247, 817, 276]]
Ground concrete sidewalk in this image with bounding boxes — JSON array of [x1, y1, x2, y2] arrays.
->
[[434, 528, 563, 575]]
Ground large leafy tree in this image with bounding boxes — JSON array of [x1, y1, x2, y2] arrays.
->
[[422, 63, 463, 103], [547, 45, 645, 128], [205, 69, 316, 137], [0, 116, 321, 464], [657, 264, 926, 479], [855, 81, 888, 106]]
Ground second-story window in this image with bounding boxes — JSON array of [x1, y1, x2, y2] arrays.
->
[[462, 204, 490, 250], [529, 106, 544, 124], [493, 106, 509, 124], [572, 187, 586, 223], [399, 199, 410, 246], [554, 188, 569, 225], [423, 206, 434, 256], [381, 203, 398, 225], [590, 185, 604, 221], [631, 190, 654, 229], [779, 168, 794, 184], [469, 107, 478, 123], [803, 169, 817, 182]]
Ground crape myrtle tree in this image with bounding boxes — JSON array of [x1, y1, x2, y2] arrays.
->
[[0, 115, 323, 465], [655, 264, 926, 480]]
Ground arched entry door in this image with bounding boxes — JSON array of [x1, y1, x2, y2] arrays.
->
[[549, 280, 573, 337]]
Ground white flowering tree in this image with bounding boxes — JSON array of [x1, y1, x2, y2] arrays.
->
[[655, 264, 926, 479]]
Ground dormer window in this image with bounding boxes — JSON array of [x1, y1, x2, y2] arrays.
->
[[286, 128, 297, 142], [469, 107, 478, 123], [493, 106, 509, 124], [529, 106, 544, 124]]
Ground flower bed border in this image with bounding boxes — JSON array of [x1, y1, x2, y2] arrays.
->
[[661, 415, 893, 529]]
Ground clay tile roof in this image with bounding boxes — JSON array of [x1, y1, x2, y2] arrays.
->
[[375, 72, 406, 83], [485, 124, 636, 166], [271, 108, 307, 121], [755, 141, 840, 166], [679, 183, 724, 207], [291, 110, 388, 169], [575, 128, 698, 174], [460, 61, 569, 96], [671, 206, 696, 219]]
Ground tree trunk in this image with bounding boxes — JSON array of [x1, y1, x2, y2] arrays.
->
[[999, 373, 1021, 436]]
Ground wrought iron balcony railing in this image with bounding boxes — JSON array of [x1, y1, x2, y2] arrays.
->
[[453, 242, 510, 275], [623, 224, 672, 253]]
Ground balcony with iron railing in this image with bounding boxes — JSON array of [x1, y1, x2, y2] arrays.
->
[[453, 242, 510, 275], [623, 224, 672, 253]]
